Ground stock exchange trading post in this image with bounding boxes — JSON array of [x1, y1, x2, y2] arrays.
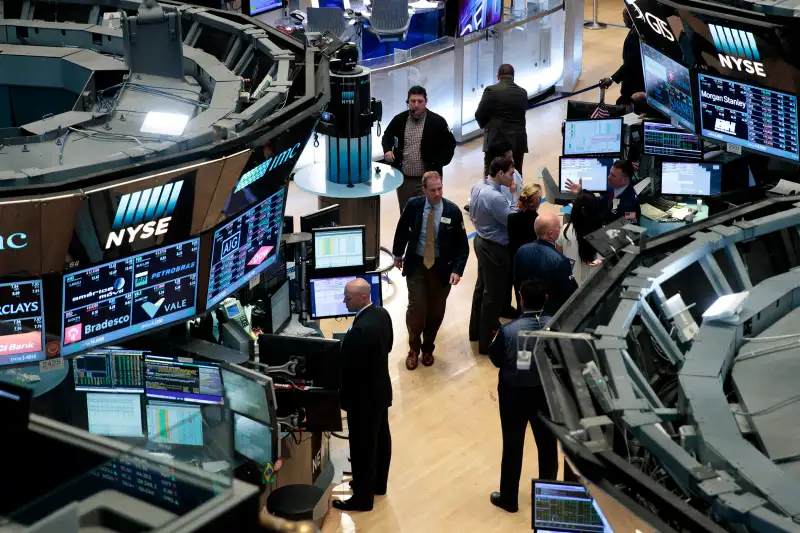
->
[[0, 279, 46, 366], [698, 74, 800, 161], [207, 188, 286, 309], [62, 239, 200, 356]]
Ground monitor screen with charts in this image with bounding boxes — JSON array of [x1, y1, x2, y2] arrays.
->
[[559, 157, 614, 193], [563, 118, 623, 156], [234, 413, 274, 465], [698, 73, 799, 161], [642, 121, 703, 160], [0, 279, 46, 366], [641, 42, 695, 131], [221, 365, 274, 425], [533, 480, 605, 532], [86, 393, 144, 438], [73, 348, 145, 393], [309, 273, 383, 320], [146, 400, 203, 446], [145, 355, 224, 405], [312, 226, 365, 270], [661, 162, 722, 196]]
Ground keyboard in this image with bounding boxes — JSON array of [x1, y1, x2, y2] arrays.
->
[[641, 203, 669, 221], [650, 197, 678, 211]]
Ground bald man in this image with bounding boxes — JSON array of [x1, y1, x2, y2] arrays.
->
[[513, 213, 578, 316], [335, 278, 394, 512]]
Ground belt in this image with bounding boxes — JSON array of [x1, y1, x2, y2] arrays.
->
[[476, 234, 506, 248]]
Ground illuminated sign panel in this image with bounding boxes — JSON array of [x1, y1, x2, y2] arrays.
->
[[0, 279, 46, 366], [106, 181, 184, 249], [709, 25, 765, 77]]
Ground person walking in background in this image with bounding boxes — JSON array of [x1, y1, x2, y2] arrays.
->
[[475, 64, 529, 176], [557, 191, 603, 285], [382, 86, 456, 211], [600, 8, 645, 106], [392, 171, 469, 370]]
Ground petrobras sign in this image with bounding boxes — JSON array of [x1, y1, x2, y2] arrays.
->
[[625, 0, 674, 42], [709, 24, 765, 77], [105, 181, 183, 249]]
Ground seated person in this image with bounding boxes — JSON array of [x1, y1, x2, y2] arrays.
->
[[565, 159, 640, 225]]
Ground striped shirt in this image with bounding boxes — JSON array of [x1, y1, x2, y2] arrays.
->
[[402, 111, 426, 177]]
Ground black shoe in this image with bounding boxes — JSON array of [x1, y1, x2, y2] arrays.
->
[[332, 498, 373, 512], [469, 334, 479, 342], [374, 488, 387, 496], [490, 492, 518, 513]]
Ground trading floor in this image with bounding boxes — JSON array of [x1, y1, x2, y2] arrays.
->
[[282, 1, 628, 530]]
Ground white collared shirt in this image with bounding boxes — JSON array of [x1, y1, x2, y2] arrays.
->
[[613, 184, 629, 198]]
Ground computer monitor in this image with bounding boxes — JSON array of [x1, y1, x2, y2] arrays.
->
[[0, 279, 46, 366], [312, 0, 351, 7], [268, 280, 291, 334], [233, 413, 276, 466], [146, 400, 204, 446], [697, 73, 800, 161], [559, 157, 614, 193], [258, 334, 341, 389], [532, 480, 605, 532], [642, 121, 703, 160], [86, 393, 144, 437], [144, 355, 224, 405], [641, 42, 695, 131], [248, 0, 281, 15], [61, 238, 200, 356], [308, 273, 383, 320], [300, 205, 340, 233], [220, 363, 277, 425], [207, 188, 286, 309], [73, 348, 145, 393], [312, 225, 366, 271], [661, 161, 722, 196], [563, 118, 623, 156]]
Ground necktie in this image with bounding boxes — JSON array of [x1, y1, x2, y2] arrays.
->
[[423, 207, 435, 269], [608, 189, 615, 209]]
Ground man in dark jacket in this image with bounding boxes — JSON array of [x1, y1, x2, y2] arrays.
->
[[392, 171, 469, 370], [382, 86, 457, 211], [514, 213, 578, 316], [475, 64, 529, 176], [488, 278, 559, 513], [600, 8, 645, 106], [334, 278, 394, 512], [565, 159, 641, 225]]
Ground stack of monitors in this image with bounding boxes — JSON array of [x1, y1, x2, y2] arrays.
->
[[221, 364, 278, 467]]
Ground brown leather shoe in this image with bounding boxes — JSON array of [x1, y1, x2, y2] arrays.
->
[[406, 351, 419, 370], [421, 351, 434, 366]]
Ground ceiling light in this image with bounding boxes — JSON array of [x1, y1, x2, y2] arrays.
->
[[141, 111, 190, 136]]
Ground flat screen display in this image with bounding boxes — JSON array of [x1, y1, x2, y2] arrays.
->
[[559, 157, 614, 193], [457, 0, 503, 37], [146, 400, 203, 446], [74, 348, 145, 393], [641, 42, 695, 131], [698, 73, 800, 161], [563, 118, 623, 156], [61, 239, 199, 356], [249, 0, 281, 14], [221, 367, 271, 424], [309, 273, 382, 320], [0, 279, 45, 366], [86, 393, 144, 437], [533, 480, 605, 532], [312, 226, 365, 270], [642, 121, 703, 160], [145, 355, 224, 405], [661, 162, 722, 196], [207, 188, 286, 309], [234, 413, 274, 465]]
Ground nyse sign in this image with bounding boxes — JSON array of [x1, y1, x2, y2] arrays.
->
[[625, 0, 675, 42]]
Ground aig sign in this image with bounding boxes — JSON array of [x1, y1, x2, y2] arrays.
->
[[625, 0, 675, 42]]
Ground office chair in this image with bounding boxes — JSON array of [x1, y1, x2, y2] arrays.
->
[[307, 7, 347, 38], [367, 0, 411, 42]]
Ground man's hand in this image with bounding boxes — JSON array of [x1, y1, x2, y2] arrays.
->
[[393, 256, 403, 270], [565, 177, 582, 193], [384, 151, 395, 163], [589, 258, 603, 267], [509, 177, 518, 196], [449, 273, 461, 285], [600, 77, 614, 89]]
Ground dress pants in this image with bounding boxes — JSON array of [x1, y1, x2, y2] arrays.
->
[[469, 235, 511, 353], [347, 408, 391, 507], [498, 384, 559, 504], [484, 151, 525, 177], [396, 174, 423, 212], [406, 261, 452, 353]]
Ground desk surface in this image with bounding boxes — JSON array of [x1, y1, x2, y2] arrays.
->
[[293, 162, 402, 198]]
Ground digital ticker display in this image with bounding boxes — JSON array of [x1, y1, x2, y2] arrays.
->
[[0, 280, 46, 366], [207, 188, 286, 308], [62, 239, 200, 356]]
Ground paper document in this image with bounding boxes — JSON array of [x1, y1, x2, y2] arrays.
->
[[669, 207, 693, 220], [769, 179, 800, 196]]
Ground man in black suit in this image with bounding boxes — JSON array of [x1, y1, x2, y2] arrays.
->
[[475, 64, 529, 177], [392, 171, 469, 370], [600, 9, 645, 106], [382, 86, 457, 211], [334, 278, 394, 512], [565, 159, 641, 225]]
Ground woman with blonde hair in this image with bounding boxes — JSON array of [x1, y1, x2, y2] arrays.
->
[[505, 183, 542, 314]]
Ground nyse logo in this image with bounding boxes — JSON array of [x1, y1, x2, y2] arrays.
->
[[709, 25, 765, 77], [625, 0, 674, 42], [715, 118, 737, 135], [105, 181, 184, 249], [0, 233, 28, 250]]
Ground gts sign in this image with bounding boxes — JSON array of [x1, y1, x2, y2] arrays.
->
[[105, 181, 183, 249], [625, 0, 674, 42]]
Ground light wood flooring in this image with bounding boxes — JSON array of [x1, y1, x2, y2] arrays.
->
[[283, 2, 629, 530]]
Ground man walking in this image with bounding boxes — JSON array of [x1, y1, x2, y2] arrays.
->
[[475, 64, 529, 176], [382, 86, 457, 211], [392, 171, 469, 370], [334, 278, 394, 512], [489, 279, 559, 513], [468, 156, 518, 354]]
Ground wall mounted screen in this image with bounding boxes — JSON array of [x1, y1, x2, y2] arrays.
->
[[641, 42, 695, 131], [0, 279, 45, 366], [457, 0, 503, 37]]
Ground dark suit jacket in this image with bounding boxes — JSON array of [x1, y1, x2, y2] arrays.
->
[[514, 240, 578, 316], [611, 30, 645, 104], [475, 78, 529, 155], [381, 110, 456, 176], [507, 209, 538, 260], [340, 305, 394, 413], [392, 197, 469, 287], [597, 185, 641, 225]]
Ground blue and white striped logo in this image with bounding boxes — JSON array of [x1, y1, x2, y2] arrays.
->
[[112, 181, 184, 230], [709, 25, 759, 61]]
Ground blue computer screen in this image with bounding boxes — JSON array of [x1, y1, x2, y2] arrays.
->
[[309, 273, 382, 319], [146, 400, 204, 446], [234, 413, 273, 465], [61, 239, 200, 356], [249, 0, 281, 15], [145, 355, 224, 405], [661, 161, 723, 196], [0, 279, 45, 366], [207, 188, 286, 309], [641, 42, 695, 131], [698, 73, 799, 161]]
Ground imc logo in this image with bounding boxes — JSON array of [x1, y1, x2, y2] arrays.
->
[[234, 143, 302, 193], [106, 181, 183, 249], [709, 25, 765, 77]]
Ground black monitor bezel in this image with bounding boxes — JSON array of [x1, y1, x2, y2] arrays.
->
[[300, 204, 340, 233], [558, 156, 615, 193], [308, 272, 384, 320], [310, 224, 367, 275], [642, 120, 705, 161], [562, 117, 624, 157]]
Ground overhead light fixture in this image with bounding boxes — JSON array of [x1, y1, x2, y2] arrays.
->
[[141, 111, 190, 136], [702, 291, 749, 323]]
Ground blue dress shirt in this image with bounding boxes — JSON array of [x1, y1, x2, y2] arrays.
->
[[469, 179, 518, 246], [415, 198, 443, 257]]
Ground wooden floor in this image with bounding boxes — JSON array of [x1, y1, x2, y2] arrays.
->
[[284, 2, 628, 530]]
